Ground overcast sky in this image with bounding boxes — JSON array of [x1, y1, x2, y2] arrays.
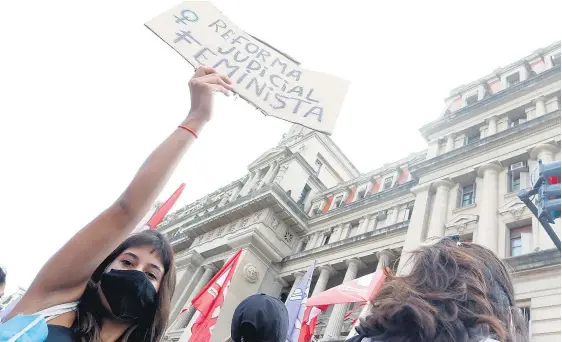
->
[[0, 0, 560, 294]]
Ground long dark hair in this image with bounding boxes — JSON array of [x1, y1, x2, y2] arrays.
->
[[72, 230, 176, 342], [358, 239, 528, 342]]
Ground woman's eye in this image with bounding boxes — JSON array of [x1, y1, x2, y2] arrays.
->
[[121, 260, 133, 267], [146, 272, 157, 280]]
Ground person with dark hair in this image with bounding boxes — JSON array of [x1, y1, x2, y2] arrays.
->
[[349, 237, 528, 342], [227, 293, 289, 342], [6, 66, 232, 342], [0, 266, 6, 299]]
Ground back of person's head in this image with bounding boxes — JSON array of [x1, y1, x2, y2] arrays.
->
[[231, 293, 289, 342], [358, 238, 527, 342], [73, 230, 176, 342]]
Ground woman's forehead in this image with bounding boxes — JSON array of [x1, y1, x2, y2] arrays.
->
[[121, 245, 164, 266]]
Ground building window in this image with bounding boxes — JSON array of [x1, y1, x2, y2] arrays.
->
[[323, 232, 331, 245], [459, 184, 476, 207], [510, 117, 526, 128], [552, 53, 561, 67], [506, 72, 520, 87], [510, 225, 532, 257], [314, 159, 323, 175], [356, 184, 369, 200], [465, 93, 479, 106], [332, 194, 344, 209], [383, 177, 394, 190], [508, 161, 528, 193], [298, 184, 311, 205], [464, 132, 480, 146], [310, 202, 322, 217]]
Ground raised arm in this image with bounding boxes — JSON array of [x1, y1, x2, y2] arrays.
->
[[12, 66, 232, 314]]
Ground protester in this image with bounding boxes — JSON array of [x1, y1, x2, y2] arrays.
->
[[348, 237, 528, 342], [0, 266, 5, 299], [228, 293, 289, 342], [5, 66, 233, 342]]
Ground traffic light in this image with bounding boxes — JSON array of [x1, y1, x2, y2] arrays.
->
[[537, 160, 561, 223]]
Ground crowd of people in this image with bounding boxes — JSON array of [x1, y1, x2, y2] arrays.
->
[[0, 67, 529, 342]]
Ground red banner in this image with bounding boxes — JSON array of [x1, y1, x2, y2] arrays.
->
[[188, 249, 243, 342]]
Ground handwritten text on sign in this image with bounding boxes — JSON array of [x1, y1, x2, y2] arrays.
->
[[145, 2, 349, 134]]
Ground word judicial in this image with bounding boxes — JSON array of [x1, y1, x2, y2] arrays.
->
[[146, 1, 349, 134]]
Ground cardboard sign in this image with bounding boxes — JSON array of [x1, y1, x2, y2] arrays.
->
[[145, 2, 349, 134]]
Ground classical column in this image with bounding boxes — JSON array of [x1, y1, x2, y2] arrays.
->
[[323, 259, 362, 340], [525, 106, 536, 120], [487, 116, 498, 136], [426, 140, 440, 159], [169, 251, 205, 320], [475, 162, 502, 254], [426, 179, 454, 239], [312, 265, 335, 295], [531, 143, 560, 250], [294, 237, 307, 253], [288, 271, 305, 298], [306, 233, 319, 250], [376, 250, 394, 271], [386, 208, 399, 226], [357, 216, 369, 235], [175, 264, 217, 329], [545, 96, 560, 112], [445, 134, 455, 152], [397, 183, 432, 275], [270, 276, 289, 298], [534, 96, 547, 117], [331, 225, 343, 242], [218, 192, 230, 207], [340, 223, 351, 240], [262, 161, 280, 186], [237, 172, 255, 197], [229, 184, 243, 202]]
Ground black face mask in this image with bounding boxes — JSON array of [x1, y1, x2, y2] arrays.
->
[[100, 269, 157, 321]]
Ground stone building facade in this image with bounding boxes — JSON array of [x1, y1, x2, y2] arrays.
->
[[159, 42, 561, 342]]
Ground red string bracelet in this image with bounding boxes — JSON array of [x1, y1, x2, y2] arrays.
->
[[178, 125, 198, 138]]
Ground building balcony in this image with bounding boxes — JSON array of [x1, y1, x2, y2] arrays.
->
[[309, 180, 417, 221], [504, 248, 561, 272]]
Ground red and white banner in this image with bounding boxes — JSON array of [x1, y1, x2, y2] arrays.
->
[[306, 270, 386, 308], [188, 249, 243, 342], [298, 270, 387, 342], [131, 183, 186, 234], [298, 306, 323, 342]]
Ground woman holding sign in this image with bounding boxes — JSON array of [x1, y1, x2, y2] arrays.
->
[[2, 66, 232, 342]]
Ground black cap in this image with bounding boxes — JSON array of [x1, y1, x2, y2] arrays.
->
[[231, 293, 289, 342]]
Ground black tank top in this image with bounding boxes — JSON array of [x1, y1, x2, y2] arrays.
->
[[46, 325, 75, 342]]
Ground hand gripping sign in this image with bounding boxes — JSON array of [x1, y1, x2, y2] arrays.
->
[[145, 2, 350, 135]]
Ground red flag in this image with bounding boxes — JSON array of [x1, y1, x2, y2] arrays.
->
[[188, 249, 243, 342], [146, 183, 186, 229], [298, 306, 324, 342]]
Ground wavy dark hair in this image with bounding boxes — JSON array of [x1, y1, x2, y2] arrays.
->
[[358, 238, 528, 342], [71, 230, 176, 342]]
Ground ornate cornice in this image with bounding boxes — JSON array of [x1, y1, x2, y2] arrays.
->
[[283, 220, 409, 262], [421, 65, 560, 138], [411, 110, 561, 177]]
